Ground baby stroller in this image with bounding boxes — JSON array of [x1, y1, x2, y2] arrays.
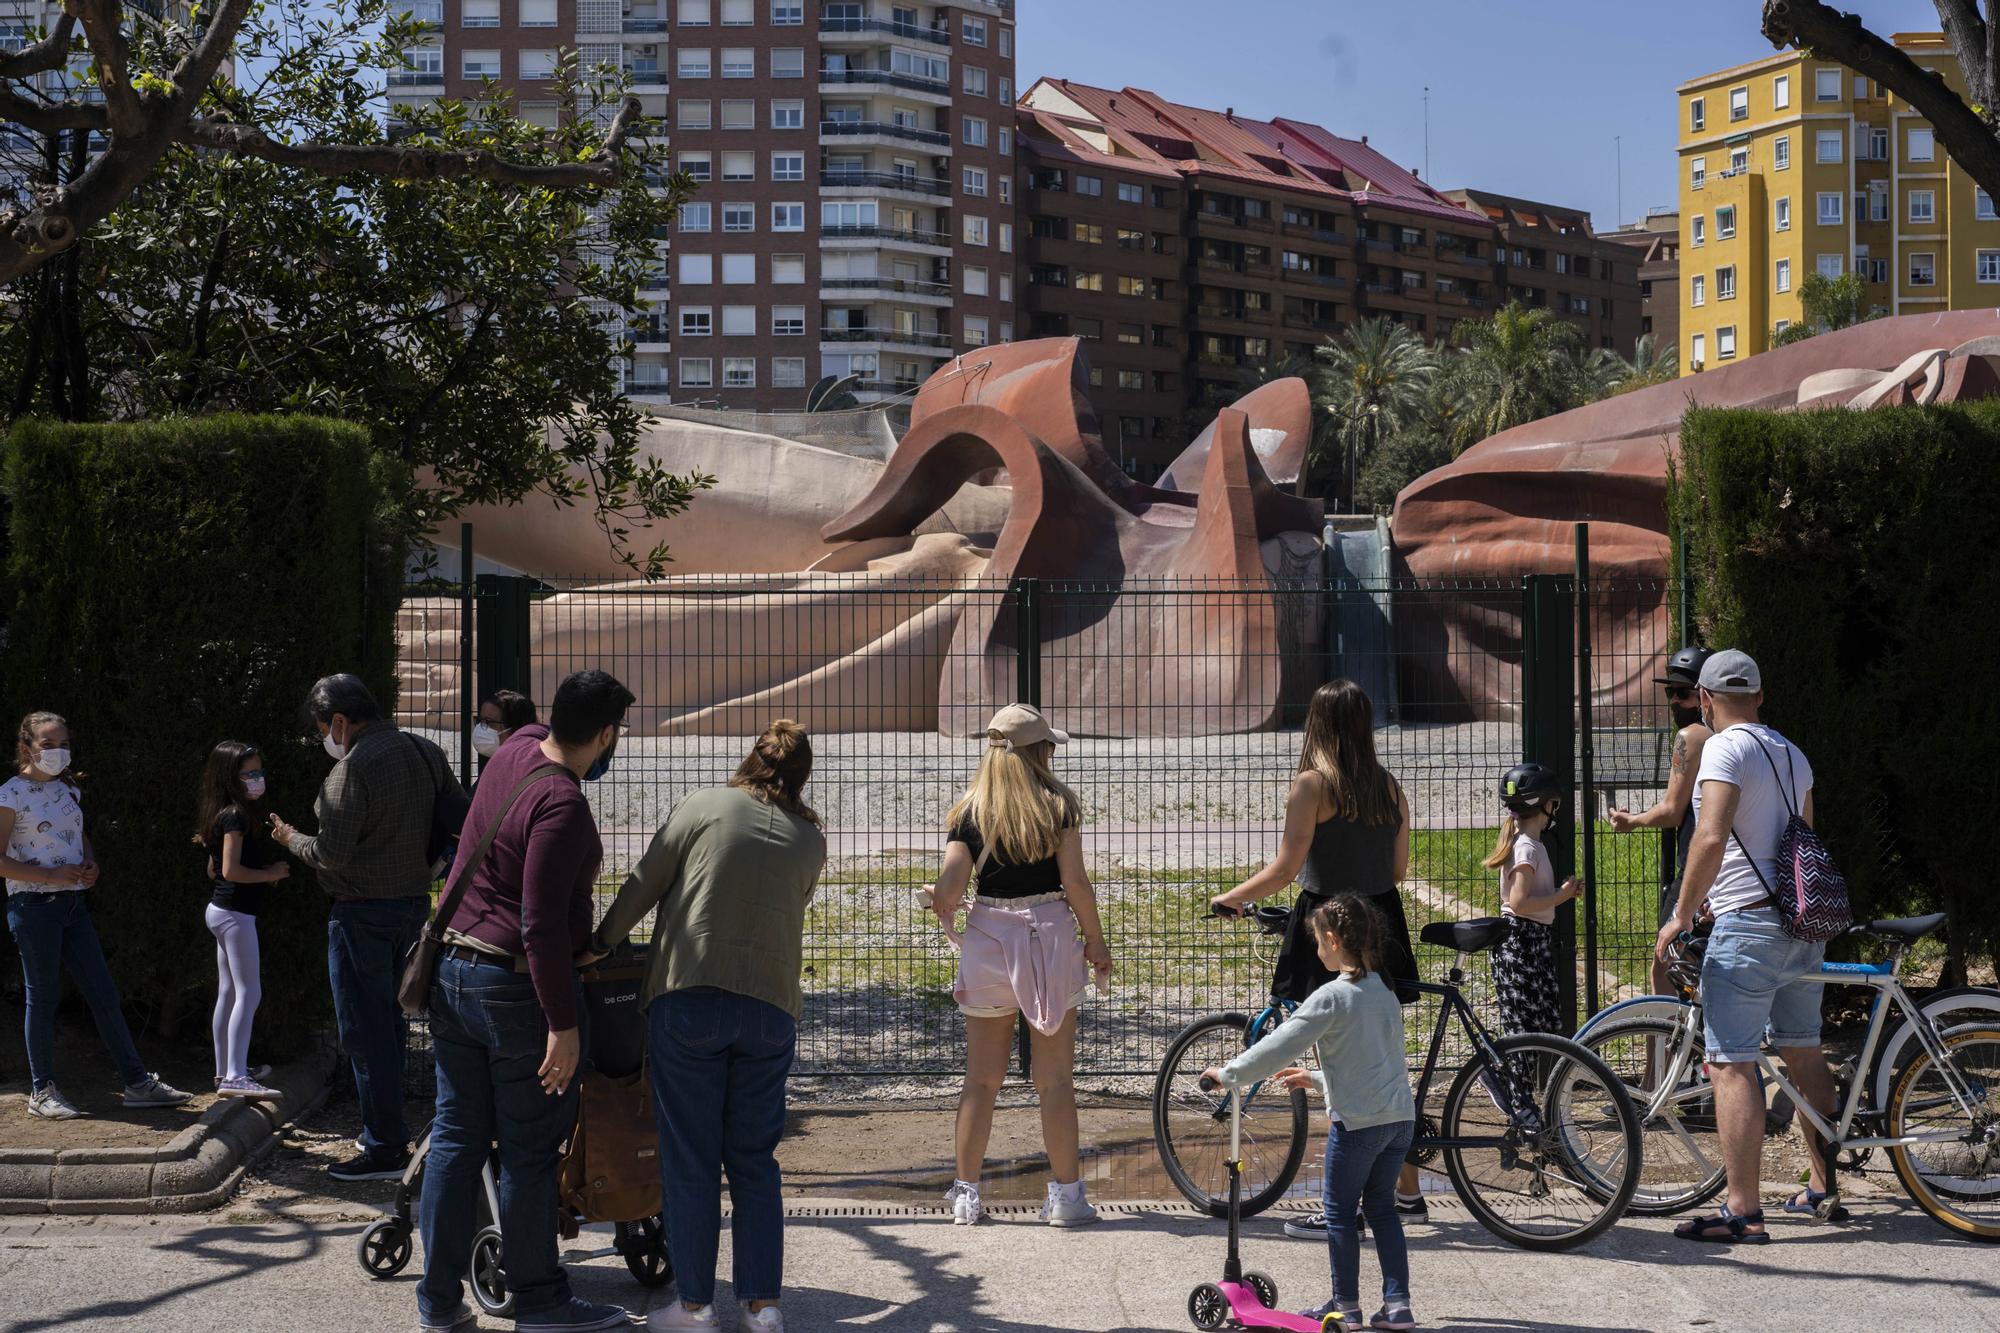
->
[[357, 946, 671, 1315]]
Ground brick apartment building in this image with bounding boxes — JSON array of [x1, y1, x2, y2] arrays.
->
[[1015, 80, 1501, 477], [1441, 189, 1645, 353], [1602, 209, 1681, 354]]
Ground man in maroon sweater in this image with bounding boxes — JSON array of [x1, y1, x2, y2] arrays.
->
[[416, 669, 635, 1333]]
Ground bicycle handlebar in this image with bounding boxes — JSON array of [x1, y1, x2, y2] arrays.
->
[[1198, 1074, 1222, 1093]]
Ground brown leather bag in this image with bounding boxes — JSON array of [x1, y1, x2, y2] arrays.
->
[[560, 1065, 662, 1225]]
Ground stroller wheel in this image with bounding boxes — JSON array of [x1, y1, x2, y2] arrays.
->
[[470, 1227, 514, 1317], [356, 1218, 412, 1278], [623, 1214, 673, 1289], [1187, 1282, 1230, 1331]]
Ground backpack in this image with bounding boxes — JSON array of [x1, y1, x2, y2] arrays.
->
[[1730, 730, 1851, 942]]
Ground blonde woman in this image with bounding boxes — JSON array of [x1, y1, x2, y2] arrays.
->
[[922, 704, 1113, 1228]]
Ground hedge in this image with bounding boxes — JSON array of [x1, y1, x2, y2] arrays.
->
[[1, 415, 402, 1052], [1672, 401, 2000, 975]]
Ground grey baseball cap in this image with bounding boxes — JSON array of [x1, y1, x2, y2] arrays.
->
[[1699, 649, 1762, 694]]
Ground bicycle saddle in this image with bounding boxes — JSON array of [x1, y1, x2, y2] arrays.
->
[[1419, 917, 1507, 954], [1848, 912, 1946, 942]]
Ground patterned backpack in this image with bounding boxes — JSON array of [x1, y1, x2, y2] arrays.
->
[[1731, 731, 1852, 942]]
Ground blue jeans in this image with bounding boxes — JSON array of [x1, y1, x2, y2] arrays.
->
[[1700, 904, 1827, 1063], [1322, 1118, 1415, 1312], [648, 987, 796, 1306], [5, 890, 147, 1090], [418, 954, 581, 1322], [327, 896, 428, 1154]]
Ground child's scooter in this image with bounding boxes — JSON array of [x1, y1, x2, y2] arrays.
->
[[1186, 1075, 1344, 1332]]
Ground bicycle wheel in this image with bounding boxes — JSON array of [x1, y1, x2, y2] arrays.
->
[[1885, 1025, 2000, 1242], [1569, 1013, 1726, 1215], [1872, 987, 2000, 1114], [1153, 1012, 1308, 1218], [1440, 1033, 1642, 1250]]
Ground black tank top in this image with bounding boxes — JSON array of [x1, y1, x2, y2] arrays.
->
[[1271, 803, 1416, 1004], [1296, 809, 1400, 898]]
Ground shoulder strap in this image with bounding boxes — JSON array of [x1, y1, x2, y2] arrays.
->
[[405, 732, 443, 799], [427, 762, 569, 938], [1740, 729, 1800, 818], [966, 837, 995, 893]]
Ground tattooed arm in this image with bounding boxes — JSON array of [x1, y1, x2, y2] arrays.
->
[[1608, 724, 1712, 832]]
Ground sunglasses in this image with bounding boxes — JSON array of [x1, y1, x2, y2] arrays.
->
[[1664, 687, 1695, 702]]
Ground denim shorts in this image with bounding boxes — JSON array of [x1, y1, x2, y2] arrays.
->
[[1699, 905, 1826, 1062]]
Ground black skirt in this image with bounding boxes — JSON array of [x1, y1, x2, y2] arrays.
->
[[1270, 887, 1420, 1005]]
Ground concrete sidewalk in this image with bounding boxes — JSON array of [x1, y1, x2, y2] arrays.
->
[[0, 1195, 1993, 1333]]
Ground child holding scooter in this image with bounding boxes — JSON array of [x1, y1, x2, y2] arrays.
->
[[1202, 894, 1417, 1332]]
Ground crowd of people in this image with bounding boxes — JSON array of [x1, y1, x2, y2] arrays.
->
[[0, 639, 1826, 1329]]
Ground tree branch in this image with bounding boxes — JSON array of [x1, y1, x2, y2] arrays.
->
[[1934, 0, 1994, 110], [65, 0, 145, 137], [1764, 0, 2000, 200], [0, 84, 110, 134], [0, 12, 73, 79]]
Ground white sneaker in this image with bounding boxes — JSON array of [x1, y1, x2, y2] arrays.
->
[[216, 1065, 272, 1089], [121, 1074, 194, 1108], [28, 1085, 82, 1119], [943, 1180, 983, 1226], [1040, 1179, 1099, 1227], [648, 1302, 719, 1330], [738, 1308, 784, 1332]]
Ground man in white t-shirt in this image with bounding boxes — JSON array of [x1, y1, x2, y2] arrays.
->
[[1654, 649, 1840, 1243]]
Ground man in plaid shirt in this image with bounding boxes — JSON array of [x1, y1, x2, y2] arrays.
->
[[272, 673, 464, 1182]]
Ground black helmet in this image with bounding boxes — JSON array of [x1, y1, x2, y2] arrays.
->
[[1499, 762, 1563, 813], [1654, 645, 1714, 688]]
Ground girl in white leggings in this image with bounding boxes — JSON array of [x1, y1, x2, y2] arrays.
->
[[196, 742, 290, 1100]]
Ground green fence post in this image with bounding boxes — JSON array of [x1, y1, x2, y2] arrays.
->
[[1521, 573, 1579, 1034], [1574, 524, 1599, 1018], [458, 525, 475, 788], [476, 573, 535, 698], [1014, 577, 1042, 706]]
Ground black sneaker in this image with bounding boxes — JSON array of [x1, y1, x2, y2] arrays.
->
[[1395, 1194, 1429, 1220], [1283, 1209, 1370, 1240], [327, 1147, 411, 1183]]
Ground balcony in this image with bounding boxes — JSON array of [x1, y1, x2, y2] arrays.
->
[[1282, 269, 1348, 289], [818, 16, 950, 45], [1194, 305, 1272, 323], [623, 18, 666, 33], [1282, 222, 1349, 245], [627, 62, 668, 88], [1283, 313, 1346, 333], [821, 224, 952, 249], [817, 68, 952, 102], [1360, 237, 1397, 253], [399, 1, 443, 25], [820, 326, 954, 350], [387, 70, 444, 88], [819, 120, 951, 148], [821, 169, 950, 198], [820, 276, 952, 300]]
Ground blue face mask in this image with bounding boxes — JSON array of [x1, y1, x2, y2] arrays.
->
[[584, 737, 617, 782]]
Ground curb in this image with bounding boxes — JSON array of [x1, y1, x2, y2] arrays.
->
[[0, 1060, 330, 1215]]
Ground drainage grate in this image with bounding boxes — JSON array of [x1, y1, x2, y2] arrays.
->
[[771, 1198, 1465, 1220]]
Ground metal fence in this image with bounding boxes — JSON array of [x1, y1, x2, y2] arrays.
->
[[394, 533, 1688, 1087]]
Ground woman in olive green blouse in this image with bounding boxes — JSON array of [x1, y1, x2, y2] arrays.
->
[[585, 720, 826, 1333]]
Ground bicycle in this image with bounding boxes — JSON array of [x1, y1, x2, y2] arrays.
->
[[1154, 906, 1645, 1251], [1571, 911, 2000, 1239]]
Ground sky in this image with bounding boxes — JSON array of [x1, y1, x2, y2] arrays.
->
[[1016, 0, 1944, 231]]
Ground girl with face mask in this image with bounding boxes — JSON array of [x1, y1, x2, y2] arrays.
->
[[471, 690, 539, 764], [195, 741, 292, 1100]]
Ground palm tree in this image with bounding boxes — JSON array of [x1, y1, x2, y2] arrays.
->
[[1450, 301, 1589, 441], [1564, 344, 1629, 401], [1612, 333, 1678, 392], [1311, 318, 1438, 509]]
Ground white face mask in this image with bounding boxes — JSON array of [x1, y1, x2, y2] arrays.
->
[[33, 747, 70, 778], [322, 732, 348, 761], [243, 776, 268, 800], [471, 723, 502, 757]]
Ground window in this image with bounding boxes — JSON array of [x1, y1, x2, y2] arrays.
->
[[822, 200, 875, 227], [1773, 73, 1790, 108], [771, 202, 804, 231], [963, 65, 987, 97], [1869, 257, 1888, 283], [720, 0, 752, 23], [770, 47, 803, 77], [1690, 97, 1706, 132], [1872, 188, 1889, 221], [773, 254, 804, 284], [681, 151, 712, 181], [772, 305, 805, 335], [1815, 67, 1841, 100], [964, 215, 988, 246], [999, 127, 1011, 155], [1776, 257, 1792, 292], [720, 305, 754, 336], [962, 166, 987, 197], [679, 201, 712, 232], [680, 0, 711, 21], [521, 0, 557, 25], [999, 222, 1012, 253], [1118, 370, 1145, 391], [1555, 252, 1570, 274], [771, 1, 802, 23], [964, 315, 989, 346], [771, 151, 804, 181], [1868, 127, 1888, 160], [723, 358, 755, 388], [1775, 319, 1791, 337], [1690, 274, 1705, 307], [1910, 252, 1936, 286], [1690, 333, 1706, 367], [963, 15, 986, 44], [1817, 192, 1842, 225], [677, 100, 711, 130], [677, 48, 710, 78], [462, 49, 500, 78], [679, 253, 713, 284], [962, 265, 988, 297], [1855, 74, 1869, 98], [963, 116, 988, 148], [1717, 326, 1737, 360], [1000, 76, 1012, 104], [1690, 214, 1706, 246], [1981, 189, 1999, 220], [1117, 275, 1147, 296], [1716, 205, 1735, 239], [1815, 129, 1842, 163], [1117, 322, 1142, 345], [679, 358, 713, 389], [680, 307, 713, 336], [1729, 145, 1748, 174], [1074, 222, 1102, 244], [722, 202, 754, 232], [1000, 27, 1012, 56], [405, 45, 442, 75], [1076, 174, 1103, 198], [1774, 135, 1790, 170], [722, 47, 753, 77], [721, 99, 754, 129], [722, 253, 755, 284], [520, 49, 557, 79], [1729, 86, 1748, 121], [1910, 189, 1935, 225], [1818, 253, 1844, 279], [1716, 265, 1736, 300], [772, 99, 803, 129], [1908, 127, 1935, 162], [999, 274, 1013, 303], [999, 176, 1011, 203], [1117, 181, 1143, 205], [1978, 251, 2000, 283], [888, 47, 948, 81], [1691, 156, 1706, 190], [721, 150, 753, 180], [773, 357, 807, 388], [1074, 271, 1103, 292], [461, 0, 498, 26], [1775, 196, 1792, 231]]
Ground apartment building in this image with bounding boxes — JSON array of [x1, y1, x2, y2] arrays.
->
[[1602, 209, 1681, 353], [386, 0, 1018, 408], [1017, 80, 1497, 476], [1677, 32, 2000, 375], [1442, 189, 1644, 352], [2, 0, 189, 162]]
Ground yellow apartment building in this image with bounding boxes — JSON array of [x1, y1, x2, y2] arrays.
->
[[1676, 33, 2000, 374]]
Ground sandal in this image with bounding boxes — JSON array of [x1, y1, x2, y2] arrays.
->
[[1783, 1188, 1851, 1222], [1673, 1205, 1771, 1244]]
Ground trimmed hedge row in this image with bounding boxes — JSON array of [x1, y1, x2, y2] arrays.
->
[[1673, 402, 2000, 974], [2, 415, 402, 1050]]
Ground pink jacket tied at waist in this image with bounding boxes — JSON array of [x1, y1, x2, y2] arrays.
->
[[952, 897, 1088, 1036]]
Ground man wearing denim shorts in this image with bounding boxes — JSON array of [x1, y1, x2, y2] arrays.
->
[[1654, 649, 1840, 1242]]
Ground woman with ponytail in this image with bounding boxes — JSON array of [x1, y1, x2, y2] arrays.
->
[[588, 720, 827, 1333]]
